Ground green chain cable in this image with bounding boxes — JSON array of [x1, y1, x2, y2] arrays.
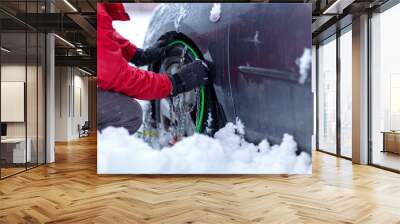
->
[[167, 40, 205, 133]]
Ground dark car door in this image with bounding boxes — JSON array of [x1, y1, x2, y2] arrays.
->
[[228, 3, 313, 152]]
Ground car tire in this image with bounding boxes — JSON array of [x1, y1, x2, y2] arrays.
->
[[147, 41, 222, 144]]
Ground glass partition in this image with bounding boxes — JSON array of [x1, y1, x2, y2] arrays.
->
[[27, 31, 38, 169], [1, 30, 28, 177], [0, 0, 46, 179], [38, 32, 45, 165], [317, 36, 337, 154]]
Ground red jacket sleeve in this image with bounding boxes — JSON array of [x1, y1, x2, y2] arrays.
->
[[97, 3, 172, 100], [112, 31, 137, 62]]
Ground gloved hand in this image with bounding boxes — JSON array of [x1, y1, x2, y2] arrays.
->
[[168, 59, 209, 96], [130, 46, 166, 67], [130, 39, 170, 66]]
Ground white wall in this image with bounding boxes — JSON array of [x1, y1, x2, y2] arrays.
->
[[55, 67, 89, 141], [1, 65, 37, 138], [1, 65, 26, 131], [71, 73, 89, 138], [1, 63, 46, 164], [55, 66, 69, 141], [1, 65, 26, 141], [1, 82, 25, 122]]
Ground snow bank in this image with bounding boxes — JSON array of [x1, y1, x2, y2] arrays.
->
[[296, 48, 312, 84], [98, 120, 311, 174]]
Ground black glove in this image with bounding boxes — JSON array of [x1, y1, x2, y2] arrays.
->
[[130, 39, 171, 66], [168, 59, 209, 96], [130, 47, 166, 67]]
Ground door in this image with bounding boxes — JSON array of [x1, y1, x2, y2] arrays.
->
[[228, 3, 313, 152]]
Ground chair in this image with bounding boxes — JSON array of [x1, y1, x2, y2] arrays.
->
[[79, 121, 90, 138]]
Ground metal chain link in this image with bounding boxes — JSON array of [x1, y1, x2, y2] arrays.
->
[[143, 44, 199, 146]]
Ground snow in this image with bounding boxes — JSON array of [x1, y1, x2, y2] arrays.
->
[[205, 112, 213, 134], [296, 48, 312, 84], [242, 31, 261, 46], [136, 100, 150, 129], [98, 120, 312, 174], [253, 31, 261, 45], [143, 4, 166, 47], [174, 4, 187, 30], [209, 3, 221, 22]]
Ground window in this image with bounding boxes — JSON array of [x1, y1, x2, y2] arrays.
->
[[317, 36, 337, 154], [339, 28, 352, 158], [370, 3, 400, 171]]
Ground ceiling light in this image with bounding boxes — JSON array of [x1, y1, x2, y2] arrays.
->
[[323, 0, 341, 14], [63, 0, 78, 12], [54, 34, 75, 48], [322, 0, 354, 15], [76, 48, 85, 55], [78, 67, 93, 76], [1, 47, 11, 53]]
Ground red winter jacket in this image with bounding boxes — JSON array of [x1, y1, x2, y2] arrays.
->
[[97, 3, 172, 100]]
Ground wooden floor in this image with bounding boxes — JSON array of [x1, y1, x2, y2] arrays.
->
[[372, 150, 400, 171], [1, 167, 26, 178], [1, 135, 400, 223]]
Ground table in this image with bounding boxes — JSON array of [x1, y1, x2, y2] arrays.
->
[[1, 138, 31, 163], [381, 131, 400, 155]]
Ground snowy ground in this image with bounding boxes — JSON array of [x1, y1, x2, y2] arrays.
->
[[98, 120, 312, 174]]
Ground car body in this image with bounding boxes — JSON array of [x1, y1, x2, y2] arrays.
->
[[144, 3, 313, 153]]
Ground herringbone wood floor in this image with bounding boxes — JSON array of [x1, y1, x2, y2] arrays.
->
[[1, 135, 400, 224]]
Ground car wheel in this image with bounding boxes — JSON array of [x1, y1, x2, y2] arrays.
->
[[143, 40, 221, 147]]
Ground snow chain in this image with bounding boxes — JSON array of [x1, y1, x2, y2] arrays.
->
[[167, 40, 205, 134]]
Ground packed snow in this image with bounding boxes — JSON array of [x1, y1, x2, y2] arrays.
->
[[296, 48, 312, 84], [98, 119, 312, 174], [209, 3, 221, 22]]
